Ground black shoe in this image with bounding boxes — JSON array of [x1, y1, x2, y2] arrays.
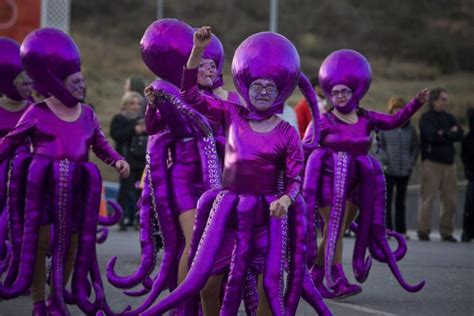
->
[[119, 225, 127, 232], [461, 233, 471, 242], [442, 235, 458, 242], [418, 233, 430, 241]]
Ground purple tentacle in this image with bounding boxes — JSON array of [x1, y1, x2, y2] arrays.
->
[[106, 133, 173, 290], [96, 227, 109, 244], [351, 156, 374, 283], [351, 222, 407, 263], [3, 152, 31, 286], [301, 268, 332, 316], [368, 156, 424, 292], [285, 195, 307, 316], [98, 200, 123, 226], [0, 241, 12, 275], [0, 205, 9, 263], [263, 195, 285, 316], [196, 137, 222, 191], [0, 159, 10, 260], [47, 160, 76, 315], [188, 189, 221, 266], [0, 156, 50, 299], [90, 251, 131, 315], [220, 195, 258, 315], [72, 163, 104, 314], [325, 152, 351, 288], [298, 72, 320, 151], [123, 276, 154, 297], [124, 285, 150, 297], [119, 134, 186, 315], [302, 148, 327, 269], [139, 190, 237, 316], [243, 270, 259, 316]]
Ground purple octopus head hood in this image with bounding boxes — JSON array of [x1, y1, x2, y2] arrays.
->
[[319, 49, 372, 114], [201, 31, 225, 90], [0, 37, 24, 101], [141, 19, 194, 87], [20, 28, 81, 108], [232, 32, 300, 120]]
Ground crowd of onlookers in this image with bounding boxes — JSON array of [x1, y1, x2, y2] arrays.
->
[[111, 74, 474, 242]]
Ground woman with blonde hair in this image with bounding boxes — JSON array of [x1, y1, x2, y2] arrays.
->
[[376, 96, 419, 238], [111, 90, 148, 231]]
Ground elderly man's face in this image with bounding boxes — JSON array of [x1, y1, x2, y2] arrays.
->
[[248, 78, 278, 111]]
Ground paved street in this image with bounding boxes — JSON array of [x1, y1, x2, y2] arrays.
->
[[1, 229, 473, 316]]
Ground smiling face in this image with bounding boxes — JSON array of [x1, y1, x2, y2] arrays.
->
[[248, 78, 278, 112], [64, 72, 86, 101], [197, 58, 217, 87], [14, 72, 33, 99], [330, 84, 353, 109]]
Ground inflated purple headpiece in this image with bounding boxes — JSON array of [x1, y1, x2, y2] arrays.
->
[[141, 19, 194, 87], [201, 32, 225, 89], [232, 32, 300, 120], [0, 37, 23, 101], [319, 49, 372, 114], [20, 28, 81, 108]]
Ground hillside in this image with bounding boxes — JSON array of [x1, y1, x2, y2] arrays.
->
[[67, 0, 474, 181]]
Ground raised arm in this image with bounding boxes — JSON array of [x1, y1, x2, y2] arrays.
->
[[369, 89, 429, 131], [180, 26, 228, 125]]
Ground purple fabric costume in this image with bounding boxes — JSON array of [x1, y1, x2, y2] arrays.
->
[[0, 37, 31, 274], [0, 28, 127, 316], [135, 32, 331, 316], [303, 49, 425, 297], [105, 20, 225, 312]]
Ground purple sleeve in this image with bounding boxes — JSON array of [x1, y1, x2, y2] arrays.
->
[[0, 110, 36, 159], [144, 104, 165, 135], [284, 126, 304, 202], [180, 67, 229, 126], [368, 98, 423, 131], [91, 112, 124, 166]]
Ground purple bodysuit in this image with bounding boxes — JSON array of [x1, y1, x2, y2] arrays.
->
[[304, 99, 422, 207], [182, 67, 303, 272]]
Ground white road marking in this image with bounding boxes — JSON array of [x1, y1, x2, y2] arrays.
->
[[327, 300, 398, 316]]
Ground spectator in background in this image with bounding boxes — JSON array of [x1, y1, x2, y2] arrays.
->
[[461, 108, 474, 242], [375, 97, 419, 239], [110, 91, 148, 231], [124, 75, 147, 107], [417, 88, 464, 242], [295, 75, 330, 138]]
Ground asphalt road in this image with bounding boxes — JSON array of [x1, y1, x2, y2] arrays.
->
[[1, 229, 473, 316]]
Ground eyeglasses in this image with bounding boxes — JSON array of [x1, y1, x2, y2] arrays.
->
[[250, 83, 277, 94], [330, 89, 352, 98]]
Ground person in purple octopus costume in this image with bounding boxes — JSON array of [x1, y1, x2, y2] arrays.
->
[[0, 37, 34, 279], [0, 28, 130, 316], [132, 27, 332, 316], [303, 49, 428, 299], [105, 19, 229, 314]]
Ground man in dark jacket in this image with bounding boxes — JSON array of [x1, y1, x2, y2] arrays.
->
[[461, 108, 474, 242], [417, 88, 464, 242]]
